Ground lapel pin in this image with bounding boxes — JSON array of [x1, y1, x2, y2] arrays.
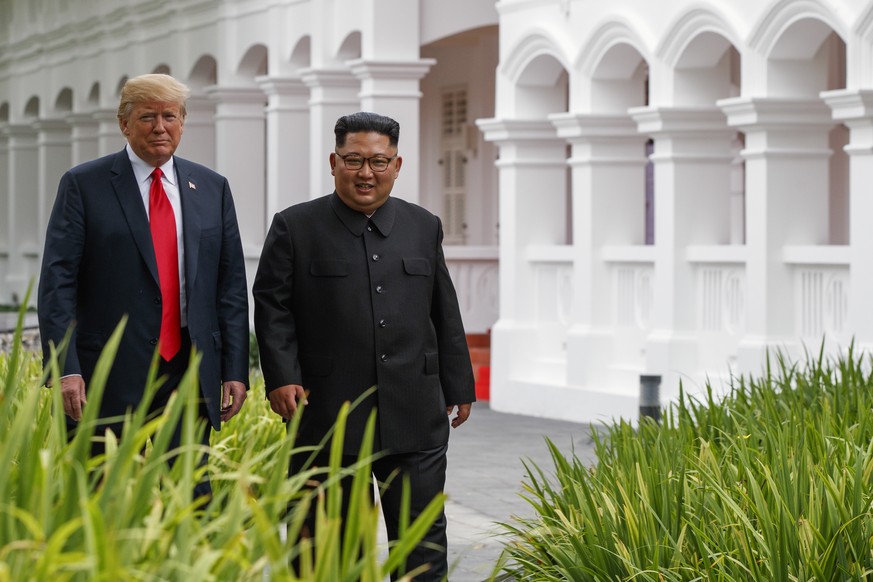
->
[[188, 181, 196, 190]]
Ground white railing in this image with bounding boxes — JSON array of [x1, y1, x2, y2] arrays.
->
[[603, 246, 655, 331], [526, 245, 573, 327], [444, 245, 499, 334], [603, 246, 655, 372], [784, 246, 850, 345], [687, 246, 747, 337], [524, 244, 573, 382], [687, 245, 747, 371]]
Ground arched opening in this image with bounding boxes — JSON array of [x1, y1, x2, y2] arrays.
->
[[590, 42, 649, 245], [87, 83, 100, 108], [54, 88, 73, 114], [515, 52, 570, 244], [336, 31, 362, 62], [188, 55, 218, 89], [422, 25, 499, 246], [24, 96, 39, 119], [768, 22, 847, 245], [289, 36, 312, 72], [237, 44, 268, 79]]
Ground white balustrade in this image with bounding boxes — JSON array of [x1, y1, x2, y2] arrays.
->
[[443, 245, 499, 335]]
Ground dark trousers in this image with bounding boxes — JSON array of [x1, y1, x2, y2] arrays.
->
[[291, 444, 449, 581], [68, 330, 213, 498]]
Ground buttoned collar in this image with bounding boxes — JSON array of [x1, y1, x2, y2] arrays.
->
[[330, 192, 396, 237]]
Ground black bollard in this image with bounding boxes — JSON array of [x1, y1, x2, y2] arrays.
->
[[639, 375, 661, 422]]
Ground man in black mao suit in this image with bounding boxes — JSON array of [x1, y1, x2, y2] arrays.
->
[[38, 74, 249, 495], [253, 111, 475, 580]]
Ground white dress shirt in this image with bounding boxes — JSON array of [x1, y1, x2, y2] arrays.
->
[[127, 144, 188, 326]]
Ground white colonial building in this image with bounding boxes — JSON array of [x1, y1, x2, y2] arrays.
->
[[3, 0, 872, 424], [0, 0, 501, 361]]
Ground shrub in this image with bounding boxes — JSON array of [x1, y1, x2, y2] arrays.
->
[[495, 348, 873, 581], [0, 302, 441, 581]]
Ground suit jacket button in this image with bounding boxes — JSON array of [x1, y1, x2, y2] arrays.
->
[[375, 285, 384, 293], [154, 297, 161, 304], [379, 319, 387, 328], [149, 338, 158, 345], [380, 354, 388, 362], [372, 254, 380, 261]]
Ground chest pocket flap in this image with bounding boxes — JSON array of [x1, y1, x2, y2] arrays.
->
[[403, 257, 431, 276], [310, 260, 350, 277]]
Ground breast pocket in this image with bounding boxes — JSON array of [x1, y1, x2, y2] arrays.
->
[[403, 258, 432, 276]]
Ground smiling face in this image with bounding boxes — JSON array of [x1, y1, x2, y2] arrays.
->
[[330, 131, 402, 214], [119, 100, 184, 167]]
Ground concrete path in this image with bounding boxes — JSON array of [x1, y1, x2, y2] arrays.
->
[[0, 311, 38, 331], [442, 402, 599, 581]]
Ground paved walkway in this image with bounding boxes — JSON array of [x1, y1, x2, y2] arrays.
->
[[0, 312, 39, 353], [0, 311, 38, 330], [442, 402, 599, 581]]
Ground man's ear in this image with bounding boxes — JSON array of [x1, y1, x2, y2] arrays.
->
[[329, 152, 337, 176]]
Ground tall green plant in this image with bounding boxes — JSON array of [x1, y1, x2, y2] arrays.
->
[[495, 347, 873, 581], [0, 301, 442, 581]]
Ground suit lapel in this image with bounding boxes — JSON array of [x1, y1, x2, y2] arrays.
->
[[110, 150, 160, 286], [176, 158, 202, 293]]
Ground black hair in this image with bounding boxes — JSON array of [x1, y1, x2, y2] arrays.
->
[[334, 111, 400, 148]]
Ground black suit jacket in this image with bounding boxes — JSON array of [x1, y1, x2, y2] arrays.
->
[[38, 149, 250, 429], [253, 193, 475, 455]]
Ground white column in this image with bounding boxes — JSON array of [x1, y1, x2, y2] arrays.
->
[[476, 118, 566, 412], [206, 86, 267, 286], [3, 124, 39, 301], [347, 59, 435, 204], [66, 113, 98, 166], [94, 109, 124, 156], [257, 76, 310, 217], [630, 107, 735, 399], [34, 119, 71, 250], [176, 94, 216, 169], [718, 97, 834, 374], [301, 69, 360, 199], [823, 89, 873, 349], [550, 113, 649, 388], [206, 86, 267, 244], [206, 84, 266, 245]]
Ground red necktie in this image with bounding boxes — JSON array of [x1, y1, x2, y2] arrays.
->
[[149, 168, 181, 361]]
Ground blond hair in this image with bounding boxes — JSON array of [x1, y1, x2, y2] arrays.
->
[[116, 73, 190, 122]]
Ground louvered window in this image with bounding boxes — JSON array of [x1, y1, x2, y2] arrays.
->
[[441, 88, 468, 244]]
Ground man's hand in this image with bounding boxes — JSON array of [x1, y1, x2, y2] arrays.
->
[[220, 380, 247, 422], [268, 384, 307, 420], [61, 375, 88, 421], [447, 402, 472, 428]]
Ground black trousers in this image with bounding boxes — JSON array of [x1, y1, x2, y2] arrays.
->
[[291, 444, 449, 581], [68, 329, 213, 498]]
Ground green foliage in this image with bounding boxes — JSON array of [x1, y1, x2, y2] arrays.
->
[[0, 299, 442, 581], [248, 330, 260, 373], [496, 347, 873, 581]]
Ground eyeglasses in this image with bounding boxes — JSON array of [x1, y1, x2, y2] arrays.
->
[[335, 152, 397, 172]]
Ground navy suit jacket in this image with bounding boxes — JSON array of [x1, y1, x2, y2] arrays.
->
[[253, 193, 475, 455], [38, 149, 250, 429]]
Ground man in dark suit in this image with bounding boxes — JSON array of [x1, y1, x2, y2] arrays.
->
[[253, 111, 475, 580], [38, 73, 250, 496]]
